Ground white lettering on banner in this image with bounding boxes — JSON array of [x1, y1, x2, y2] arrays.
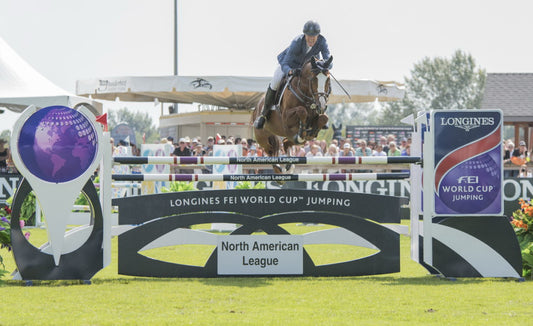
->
[[440, 117, 495, 132], [0, 177, 20, 201], [503, 179, 533, 202], [306, 197, 350, 207], [217, 235, 303, 275], [309, 180, 411, 197]]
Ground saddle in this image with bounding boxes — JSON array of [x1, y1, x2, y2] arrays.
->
[[273, 75, 292, 109]]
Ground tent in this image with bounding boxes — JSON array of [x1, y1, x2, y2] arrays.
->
[[76, 75, 404, 109], [0, 37, 102, 115]]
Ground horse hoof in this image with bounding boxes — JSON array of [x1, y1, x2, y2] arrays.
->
[[273, 164, 283, 174], [285, 164, 294, 173]]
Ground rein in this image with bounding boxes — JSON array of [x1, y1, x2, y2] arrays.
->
[[287, 72, 330, 115]]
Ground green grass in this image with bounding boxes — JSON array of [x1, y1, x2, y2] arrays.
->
[[1, 223, 532, 325]]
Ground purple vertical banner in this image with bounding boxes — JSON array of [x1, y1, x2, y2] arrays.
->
[[433, 110, 503, 216]]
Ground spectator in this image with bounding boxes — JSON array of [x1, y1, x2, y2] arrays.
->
[[306, 144, 323, 157], [504, 141, 515, 178], [240, 138, 248, 156], [388, 142, 401, 156], [247, 145, 258, 157], [172, 138, 193, 174], [306, 144, 322, 173], [519, 164, 532, 178], [205, 136, 215, 155], [193, 143, 205, 156], [399, 137, 408, 151], [191, 138, 199, 149], [504, 141, 514, 164], [319, 140, 328, 154], [354, 140, 372, 156], [372, 144, 387, 156], [293, 145, 306, 157], [184, 136, 192, 149], [340, 142, 354, 157], [401, 144, 411, 156], [380, 136, 389, 154], [325, 144, 339, 157], [512, 140, 529, 162]]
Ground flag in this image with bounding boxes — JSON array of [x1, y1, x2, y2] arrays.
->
[[95, 113, 108, 131]]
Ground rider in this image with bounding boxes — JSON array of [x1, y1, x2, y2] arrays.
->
[[254, 20, 332, 129]]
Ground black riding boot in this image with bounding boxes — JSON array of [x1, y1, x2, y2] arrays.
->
[[254, 87, 276, 129]]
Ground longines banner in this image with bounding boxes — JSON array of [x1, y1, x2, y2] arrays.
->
[[432, 110, 503, 215]]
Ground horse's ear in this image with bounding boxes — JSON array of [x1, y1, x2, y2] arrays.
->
[[311, 57, 318, 69]]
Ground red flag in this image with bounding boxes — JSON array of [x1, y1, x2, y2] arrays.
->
[[96, 113, 108, 132], [216, 133, 221, 144]]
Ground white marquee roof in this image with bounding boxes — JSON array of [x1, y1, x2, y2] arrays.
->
[[0, 37, 101, 115], [76, 75, 404, 110]]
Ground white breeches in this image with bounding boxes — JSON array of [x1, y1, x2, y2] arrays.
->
[[269, 64, 285, 91]]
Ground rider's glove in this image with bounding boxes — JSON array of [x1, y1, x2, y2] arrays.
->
[[291, 68, 301, 77]]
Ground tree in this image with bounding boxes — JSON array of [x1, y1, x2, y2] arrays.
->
[[378, 50, 486, 125], [108, 107, 160, 144], [327, 102, 381, 126], [0, 130, 10, 143]]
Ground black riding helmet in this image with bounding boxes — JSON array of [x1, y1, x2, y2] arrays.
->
[[303, 20, 320, 36]]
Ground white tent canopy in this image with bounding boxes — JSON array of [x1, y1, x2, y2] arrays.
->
[[76, 75, 404, 109], [0, 37, 102, 115]]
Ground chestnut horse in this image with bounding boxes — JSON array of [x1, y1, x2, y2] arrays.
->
[[252, 56, 332, 170]]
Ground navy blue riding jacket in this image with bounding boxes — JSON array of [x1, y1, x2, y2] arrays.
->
[[277, 34, 332, 75]]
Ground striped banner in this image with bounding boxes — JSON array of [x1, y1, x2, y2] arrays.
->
[[112, 172, 410, 182], [113, 156, 421, 165]]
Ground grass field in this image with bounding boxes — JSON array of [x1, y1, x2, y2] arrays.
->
[[1, 223, 532, 325]]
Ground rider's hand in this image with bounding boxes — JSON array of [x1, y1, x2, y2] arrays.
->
[[290, 68, 301, 77]]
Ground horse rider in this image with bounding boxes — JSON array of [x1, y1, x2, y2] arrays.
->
[[254, 20, 332, 129]]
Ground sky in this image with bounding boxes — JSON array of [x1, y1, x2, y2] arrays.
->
[[1, 0, 533, 131]]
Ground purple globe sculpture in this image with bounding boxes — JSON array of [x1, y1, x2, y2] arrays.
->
[[18, 106, 98, 183]]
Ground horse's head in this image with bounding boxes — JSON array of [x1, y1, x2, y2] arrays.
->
[[301, 56, 333, 114]]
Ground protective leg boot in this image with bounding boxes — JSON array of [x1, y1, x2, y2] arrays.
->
[[254, 87, 276, 129]]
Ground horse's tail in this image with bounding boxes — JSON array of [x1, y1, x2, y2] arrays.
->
[[267, 135, 280, 157]]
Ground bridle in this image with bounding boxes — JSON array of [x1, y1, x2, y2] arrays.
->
[[287, 61, 331, 115]]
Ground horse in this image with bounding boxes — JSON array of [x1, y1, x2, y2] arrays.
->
[[252, 56, 333, 172], [332, 123, 343, 143]]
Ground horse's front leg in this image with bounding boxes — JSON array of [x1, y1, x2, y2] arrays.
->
[[282, 106, 308, 144]]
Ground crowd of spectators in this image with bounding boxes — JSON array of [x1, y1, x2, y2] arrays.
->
[[145, 134, 414, 160]]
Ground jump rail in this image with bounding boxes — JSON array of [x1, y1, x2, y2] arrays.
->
[[113, 156, 422, 165], [112, 172, 410, 182]]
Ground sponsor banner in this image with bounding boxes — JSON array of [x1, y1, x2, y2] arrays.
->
[[0, 173, 22, 204], [345, 125, 412, 144], [212, 145, 242, 190], [217, 235, 303, 275], [140, 144, 173, 194], [432, 110, 503, 215]]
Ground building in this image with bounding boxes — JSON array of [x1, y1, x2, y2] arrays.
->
[[481, 73, 533, 146]]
